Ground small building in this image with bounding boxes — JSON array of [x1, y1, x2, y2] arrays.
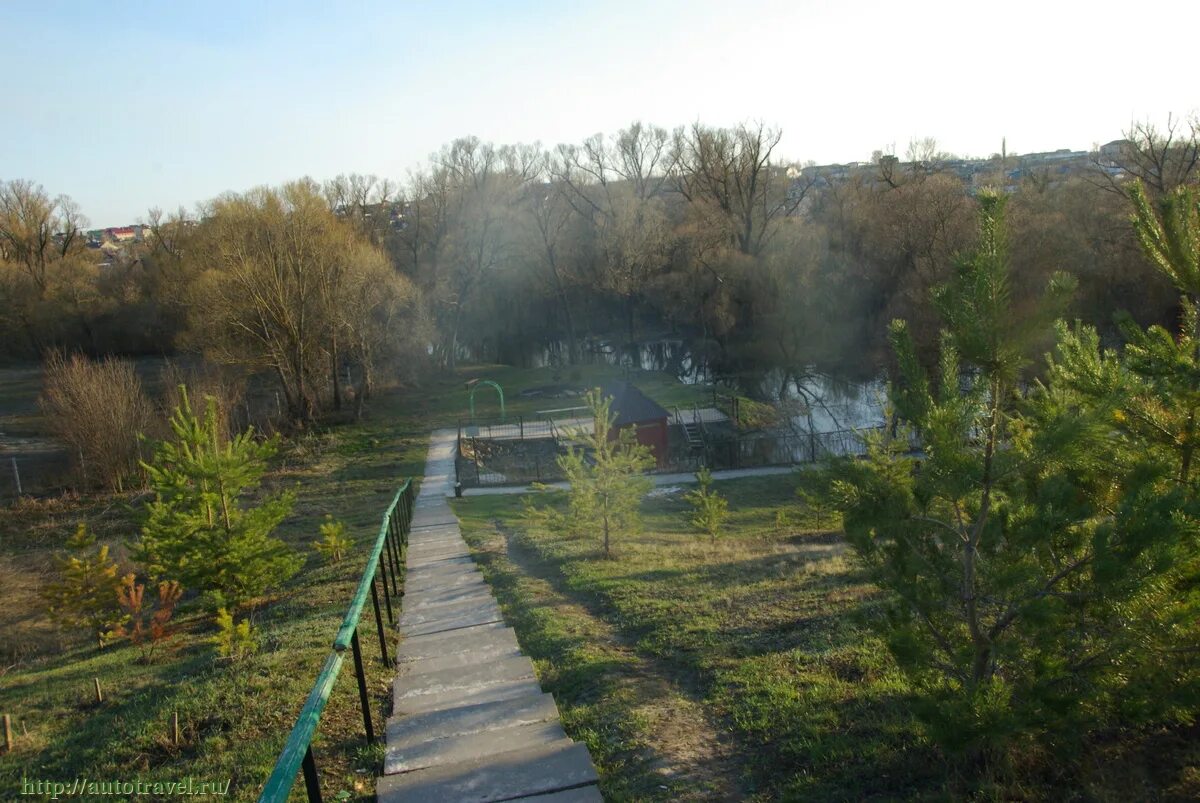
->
[[601, 382, 670, 467]]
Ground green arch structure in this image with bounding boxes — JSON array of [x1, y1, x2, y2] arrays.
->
[[467, 379, 505, 422]]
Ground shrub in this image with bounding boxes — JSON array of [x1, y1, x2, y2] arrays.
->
[[684, 468, 728, 538], [160, 361, 244, 443], [39, 352, 155, 491], [110, 574, 183, 662], [210, 607, 258, 661], [137, 388, 299, 610], [41, 524, 125, 648], [313, 515, 351, 563]]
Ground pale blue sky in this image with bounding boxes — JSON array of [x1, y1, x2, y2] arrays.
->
[[3, 0, 1197, 227]]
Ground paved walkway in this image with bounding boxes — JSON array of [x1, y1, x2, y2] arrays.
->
[[377, 429, 602, 803], [465, 465, 797, 496]]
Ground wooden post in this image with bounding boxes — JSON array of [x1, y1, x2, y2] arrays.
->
[[93, 678, 103, 703], [172, 711, 180, 745], [2, 714, 11, 753], [10, 458, 21, 496]]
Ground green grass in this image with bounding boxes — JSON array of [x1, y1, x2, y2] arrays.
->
[[452, 476, 944, 801], [452, 476, 1200, 801], [0, 386, 429, 802]]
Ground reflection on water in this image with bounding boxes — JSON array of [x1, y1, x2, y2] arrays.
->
[[529, 338, 713, 385], [519, 338, 888, 434], [758, 371, 888, 434]]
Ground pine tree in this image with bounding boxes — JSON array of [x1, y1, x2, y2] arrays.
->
[[684, 468, 728, 539], [826, 187, 1200, 765], [530, 389, 654, 558], [42, 524, 126, 649], [136, 389, 300, 610]]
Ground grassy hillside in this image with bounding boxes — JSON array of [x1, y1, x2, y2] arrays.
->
[[0, 362, 706, 801], [452, 479, 1200, 801]]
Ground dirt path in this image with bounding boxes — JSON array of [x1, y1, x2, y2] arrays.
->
[[483, 519, 751, 801]]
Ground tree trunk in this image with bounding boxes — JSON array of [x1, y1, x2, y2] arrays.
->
[[330, 333, 342, 412]]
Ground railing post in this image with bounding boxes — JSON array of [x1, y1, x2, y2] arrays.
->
[[350, 629, 375, 744], [378, 557, 395, 625], [387, 517, 403, 596], [370, 573, 390, 665], [301, 746, 323, 803], [520, 416, 524, 440], [383, 516, 400, 597]]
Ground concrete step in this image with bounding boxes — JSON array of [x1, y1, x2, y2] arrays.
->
[[508, 786, 604, 802], [403, 575, 490, 599], [404, 555, 476, 576], [398, 638, 522, 676], [394, 677, 544, 716], [398, 596, 502, 633], [386, 692, 559, 750], [411, 518, 460, 529], [385, 719, 567, 775], [394, 654, 537, 707], [376, 740, 599, 803], [397, 622, 520, 662], [402, 585, 495, 613], [408, 550, 473, 568], [399, 599, 503, 637], [403, 572, 489, 596], [406, 535, 465, 550]]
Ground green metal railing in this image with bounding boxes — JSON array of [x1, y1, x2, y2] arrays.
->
[[259, 479, 415, 803]]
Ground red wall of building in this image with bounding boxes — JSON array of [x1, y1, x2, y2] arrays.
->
[[630, 419, 668, 467]]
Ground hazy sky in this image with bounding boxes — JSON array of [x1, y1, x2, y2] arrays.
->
[[3, 0, 1197, 227]]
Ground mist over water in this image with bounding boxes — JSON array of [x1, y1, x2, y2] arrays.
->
[[487, 337, 887, 433]]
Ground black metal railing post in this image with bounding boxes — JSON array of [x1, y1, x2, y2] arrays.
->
[[370, 573, 390, 665], [378, 557, 395, 624], [301, 746, 323, 803], [387, 517, 402, 596], [350, 629, 375, 744], [383, 516, 400, 598]]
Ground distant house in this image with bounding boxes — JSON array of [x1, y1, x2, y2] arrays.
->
[[1098, 139, 1133, 165], [600, 382, 670, 467]]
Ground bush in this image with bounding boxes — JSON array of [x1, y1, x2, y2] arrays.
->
[[39, 352, 155, 491], [160, 362, 244, 442], [110, 574, 183, 662], [312, 515, 351, 563], [41, 524, 125, 648]]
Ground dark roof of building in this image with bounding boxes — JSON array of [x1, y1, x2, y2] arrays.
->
[[600, 381, 669, 427]]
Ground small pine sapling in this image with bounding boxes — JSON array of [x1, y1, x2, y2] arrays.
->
[[528, 389, 654, 558], [137, 388, 300, 611], [210, 607, 258, 661], [684, 468, 729, 539], [41, 524, 126, 649], [312, 515, 351, 564]]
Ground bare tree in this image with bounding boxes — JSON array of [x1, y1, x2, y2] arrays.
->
[[671, 122, 814, 258], [1091, 114, 1200, 197]]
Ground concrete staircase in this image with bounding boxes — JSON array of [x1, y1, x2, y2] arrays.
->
[[377, 430, 602, 803]]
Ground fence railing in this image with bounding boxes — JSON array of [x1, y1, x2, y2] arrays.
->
[[455, 425, 918, 488], [258, 479, 415, 803]]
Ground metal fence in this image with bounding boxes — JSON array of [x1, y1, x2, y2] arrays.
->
[[258, 479, 415, 803], [455, 425, 908, 488]]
